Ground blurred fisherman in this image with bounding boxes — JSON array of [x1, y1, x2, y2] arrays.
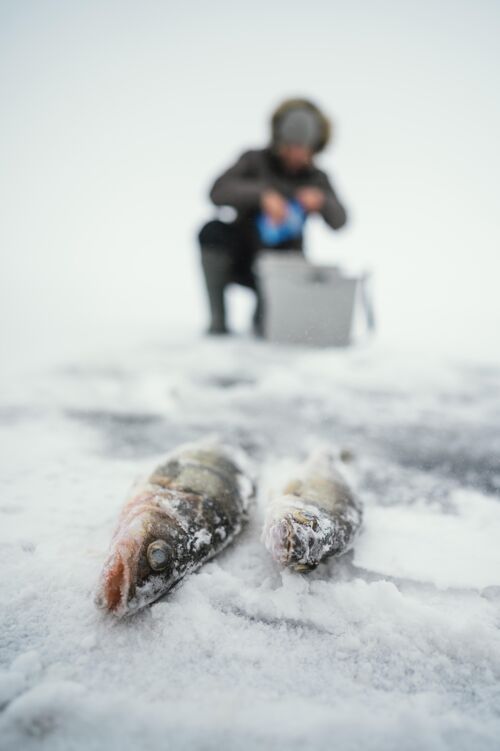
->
[[198, 98, 347, 335]]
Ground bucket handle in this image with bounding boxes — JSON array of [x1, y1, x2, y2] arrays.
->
[[359, 273, 376, 332]]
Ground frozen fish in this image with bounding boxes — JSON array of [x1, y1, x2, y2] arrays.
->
[[262, 449, 362, 571], [96, 440, 254, 616]]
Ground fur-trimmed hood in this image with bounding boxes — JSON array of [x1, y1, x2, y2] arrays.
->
[[270, 97, 332, 154]]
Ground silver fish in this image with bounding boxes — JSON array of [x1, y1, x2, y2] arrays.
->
[[262, 449, 363, 571], [95, 440, 254, 616]]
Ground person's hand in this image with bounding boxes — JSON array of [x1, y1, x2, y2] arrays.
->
[[295, 187, 326, 213], [261, 189, 288, 224]]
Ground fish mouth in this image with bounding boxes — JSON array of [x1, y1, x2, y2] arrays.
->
[[95, 544, 135, 616], [264, 517, 296, 566], [265, 511, 321, 570]]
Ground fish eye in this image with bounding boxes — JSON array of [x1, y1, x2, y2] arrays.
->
[[147, 540, 170, 571]]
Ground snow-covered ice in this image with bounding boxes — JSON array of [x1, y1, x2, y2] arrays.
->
[[1, 336, 500, 750]]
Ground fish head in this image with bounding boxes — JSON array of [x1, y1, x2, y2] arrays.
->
[[264, 500, 323, 571], [95, 493, 181, 617]]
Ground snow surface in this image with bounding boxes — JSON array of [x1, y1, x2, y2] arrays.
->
[[1, 336, 500, 750]]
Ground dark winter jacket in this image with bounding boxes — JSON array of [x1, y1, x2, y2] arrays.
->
[[208, 147, 347, 260], [211, 146, 346, 226]]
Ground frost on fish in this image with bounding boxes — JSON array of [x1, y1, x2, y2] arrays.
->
[[95, 438, 254, 617], [262, 449, 363, 572]]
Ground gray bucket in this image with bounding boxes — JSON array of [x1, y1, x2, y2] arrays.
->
[[257, 252, 374, 347]]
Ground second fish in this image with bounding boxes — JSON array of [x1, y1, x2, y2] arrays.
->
[[262, 449, 363, 572]]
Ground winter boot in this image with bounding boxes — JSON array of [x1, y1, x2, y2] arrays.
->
[[200, 247, 232, 334], [252, 285, 265, 338]]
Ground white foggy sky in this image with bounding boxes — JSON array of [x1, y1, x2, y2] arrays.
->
[[1, 0, 499, 367]]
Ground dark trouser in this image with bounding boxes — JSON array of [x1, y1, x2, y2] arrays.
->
[[198, 220, 263, 334]]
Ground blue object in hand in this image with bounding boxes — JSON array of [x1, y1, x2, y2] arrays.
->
[[256, 199, 306, 247]]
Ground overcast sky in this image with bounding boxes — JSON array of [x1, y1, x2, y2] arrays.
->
[[1, 0, 499, 367]]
